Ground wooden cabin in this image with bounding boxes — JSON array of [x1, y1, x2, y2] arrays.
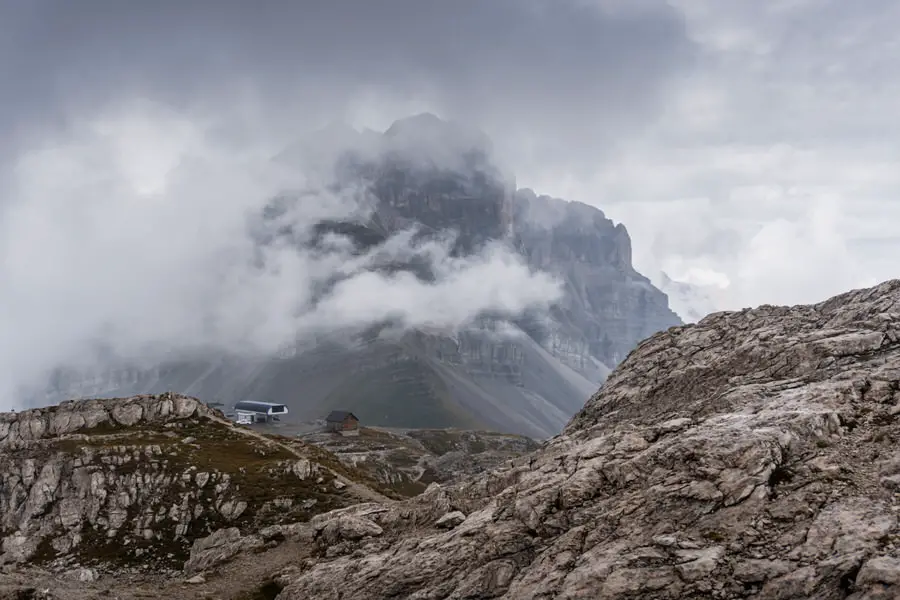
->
[[325, 410, 360, 436]]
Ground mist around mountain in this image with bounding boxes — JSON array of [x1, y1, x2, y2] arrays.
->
[[28, 114, 681, 437], [653, 270, 726, 323]]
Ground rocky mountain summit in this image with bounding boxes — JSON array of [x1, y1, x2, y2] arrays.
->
[[4, 279, 900, 599], [34, 114, 680, 439], [513, 189, 678, 371]]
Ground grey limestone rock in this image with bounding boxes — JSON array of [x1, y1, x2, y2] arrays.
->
[[0, 393, 354, 572], [275, 279, 900, 600], [183, 528, 263, 575]]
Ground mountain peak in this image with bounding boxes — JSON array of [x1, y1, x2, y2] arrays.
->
[[382, 113, 493, 163], [383, 112, 448, 137]]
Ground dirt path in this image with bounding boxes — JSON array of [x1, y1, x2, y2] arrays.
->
[[207, 415, 392, 504]]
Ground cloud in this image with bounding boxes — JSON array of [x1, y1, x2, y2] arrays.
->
[[10, 1, 896, 402], [0, 0, 694, 166], [525, 0, 900, 312], [0, 102, 561, 408], [0, 1, 697, 407]]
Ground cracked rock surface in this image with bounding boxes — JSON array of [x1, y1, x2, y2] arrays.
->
[[275, 279, 900, 599], [0, 393, 364, 573], [4, 280, 900, 600]]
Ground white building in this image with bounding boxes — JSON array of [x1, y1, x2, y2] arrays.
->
[[233, 401, 289, 424]]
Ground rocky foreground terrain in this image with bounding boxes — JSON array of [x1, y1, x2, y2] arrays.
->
[[4, 279, 900, 599]]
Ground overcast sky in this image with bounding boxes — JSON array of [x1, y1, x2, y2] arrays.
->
[[527, 0, 900, 310], [0, 0, 898, 399]]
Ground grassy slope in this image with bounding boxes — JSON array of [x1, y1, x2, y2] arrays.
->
[[322, 358, 485, 430]]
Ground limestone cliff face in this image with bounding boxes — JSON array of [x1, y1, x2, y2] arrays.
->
[[351, 121, 680, 378], [514, 189, 680, 371], [364, 159, 513, 255]]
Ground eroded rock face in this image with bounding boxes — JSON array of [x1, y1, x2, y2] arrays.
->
[[513, 189, 680, 370], [296, 427, 540, 497], [0, 394, 357, 572], [0, 393, 212, 449], [183, 527, 263, 575], [274, 279, 900, 599]]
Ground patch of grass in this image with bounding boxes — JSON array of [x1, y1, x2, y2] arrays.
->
[[161, 420, 356, 524], [300, 442, 403, 500], [408, 430, 461, 456], [467, 439, 487, 454], [77, 519, 192, 569], [384, 449, 421, 469], [389, 478, 428, 497], [358, 427, 397, 441]]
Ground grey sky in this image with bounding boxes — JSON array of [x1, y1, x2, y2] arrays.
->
[[0, 0, 898, 401], [0, 0, 692, 163], [535, 0, 900, 310]]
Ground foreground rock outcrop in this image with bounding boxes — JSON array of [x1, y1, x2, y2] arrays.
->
[[270, 279, 900, 599]]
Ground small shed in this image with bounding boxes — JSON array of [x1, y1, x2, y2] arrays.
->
[[325, 410, 360, 436], [233, 401, 288, 424]]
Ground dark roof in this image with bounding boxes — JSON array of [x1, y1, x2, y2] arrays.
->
[[234, 401, 287, 413], [325, 410, 359, 423]]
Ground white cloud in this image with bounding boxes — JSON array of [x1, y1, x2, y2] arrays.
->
[[0, 102, 561, 408], [2, 0, 899, 402]]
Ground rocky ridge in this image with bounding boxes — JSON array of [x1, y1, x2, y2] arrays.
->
[[294, 426, 539, 497], [0, 393, 388, 576], [6, 280, 900, 599], [513, 189, 679, 370], [264, 279, 900, 599]]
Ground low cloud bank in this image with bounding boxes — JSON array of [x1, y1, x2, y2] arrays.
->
[[0, 104, 561, 409]]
